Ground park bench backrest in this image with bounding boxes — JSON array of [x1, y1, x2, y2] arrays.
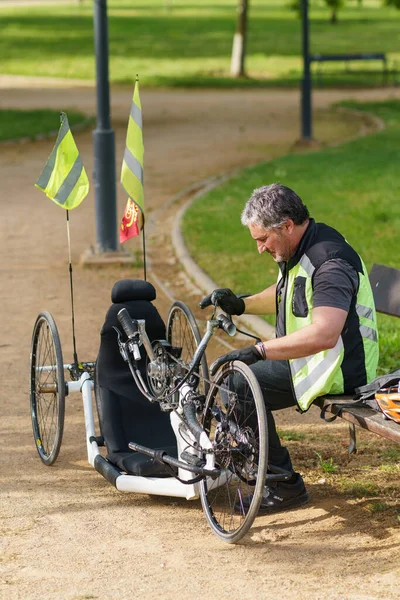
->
[[369, 263, 400, 318]]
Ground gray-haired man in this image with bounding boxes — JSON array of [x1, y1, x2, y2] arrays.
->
[[201, 183, 378, 514]]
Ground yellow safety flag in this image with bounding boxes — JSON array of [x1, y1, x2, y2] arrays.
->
[[35, 112, 89, 210], [120, 77, 144, 242]]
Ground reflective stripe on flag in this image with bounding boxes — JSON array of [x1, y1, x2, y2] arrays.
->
[[35, 112, 89, 210], [120, 79, 144, 216]]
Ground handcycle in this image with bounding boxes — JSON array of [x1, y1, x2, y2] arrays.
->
[[30, 279, 291, 543]]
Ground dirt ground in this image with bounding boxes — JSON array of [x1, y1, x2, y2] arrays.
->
[[1, 79, 400, 600]]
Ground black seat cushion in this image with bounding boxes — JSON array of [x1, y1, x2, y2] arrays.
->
[[107, 447, 178, 478], [97, 287, 166, 401], [96, 386, 176, 454], [111, 279, 156, 304], [95, 280, 177, 477]]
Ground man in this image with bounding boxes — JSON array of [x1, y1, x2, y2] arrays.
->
[[201, 183, 379, 514]]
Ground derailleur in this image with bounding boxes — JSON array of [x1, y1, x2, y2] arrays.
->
[[146, 340, 183, 406]]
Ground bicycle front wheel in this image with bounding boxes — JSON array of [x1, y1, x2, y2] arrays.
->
[[166, 300, 209, 394], [30, 312, 65, 465], [200, 360, 268, 543]]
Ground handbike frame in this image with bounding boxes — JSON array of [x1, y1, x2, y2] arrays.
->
[[114, 310, 238, 486], [45, 312, 234, 500], [59, 367, 204, 499]]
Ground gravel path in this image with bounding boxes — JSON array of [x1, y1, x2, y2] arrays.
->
[[1, 78, 399, 600]]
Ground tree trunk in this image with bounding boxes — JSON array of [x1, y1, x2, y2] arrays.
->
[[230, 0, 249, 78], [330, 8, 337, 23]]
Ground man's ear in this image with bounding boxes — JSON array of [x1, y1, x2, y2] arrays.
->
[[284, 219, 295, 234]]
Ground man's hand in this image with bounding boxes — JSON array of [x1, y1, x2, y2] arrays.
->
[[210, 345, 262, 376], [199, 288, 245, 316]]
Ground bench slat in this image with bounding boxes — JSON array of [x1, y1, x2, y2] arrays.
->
[[310, 53, 386, 62], [316, 398, 400, 444], [370, 263, 400, 318]]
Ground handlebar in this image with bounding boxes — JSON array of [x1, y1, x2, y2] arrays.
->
[[117, 308, 139, 340], [216, 314, 236, 337], [199, 293, 212, 310]]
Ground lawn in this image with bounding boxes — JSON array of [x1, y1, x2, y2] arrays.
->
[[0, 109, 91, 142], [182, 99, 400, 374], [0, 0, 399, 87]]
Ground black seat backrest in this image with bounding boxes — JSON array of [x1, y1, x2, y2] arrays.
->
[[369, 263, 400, 318], [95, 279, 176, 458]]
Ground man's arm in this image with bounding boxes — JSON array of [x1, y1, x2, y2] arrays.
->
[[209, 305, 348, 375], [260, 305, 348, 359], [243, 283, 277, 315]]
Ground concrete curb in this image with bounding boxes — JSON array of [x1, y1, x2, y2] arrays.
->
[[171, 173, 276, 341]]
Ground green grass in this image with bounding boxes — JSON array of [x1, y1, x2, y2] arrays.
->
[[338, 480, 380, 497], [277, 428, 306, 441], [380, 446, 400, 462], [0, 0, 400, 87], [182, 99, 400, 373], [365, 501, 390, 513], [0, 109, 91, 142], [315, 451, 339, 473]]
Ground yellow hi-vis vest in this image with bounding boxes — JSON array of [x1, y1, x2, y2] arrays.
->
[[278, 250, 379, 412]]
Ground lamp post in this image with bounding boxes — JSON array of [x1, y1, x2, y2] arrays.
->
[[300, 0, 312, 140], [92, 0, 118, 252]]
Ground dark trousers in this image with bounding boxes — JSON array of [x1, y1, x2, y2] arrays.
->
[[233, 359, 297, 474]]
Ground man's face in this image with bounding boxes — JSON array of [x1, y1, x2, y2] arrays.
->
[[249, 222, 293, 263]]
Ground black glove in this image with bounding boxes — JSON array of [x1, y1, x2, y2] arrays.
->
[[210, 345, 262, 376], [199, 288, 245, 316]]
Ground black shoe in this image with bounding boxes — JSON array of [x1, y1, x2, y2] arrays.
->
[[236, 473, 309, 515]]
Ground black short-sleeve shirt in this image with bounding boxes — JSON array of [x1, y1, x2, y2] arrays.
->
[[276, 258, 358, 338]]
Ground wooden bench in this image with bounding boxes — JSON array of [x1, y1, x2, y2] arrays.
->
[[316, 263, 400, 453], [309, 53, 397, 86]]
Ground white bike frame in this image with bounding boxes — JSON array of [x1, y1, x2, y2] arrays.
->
[[64, 369, 209, 500]]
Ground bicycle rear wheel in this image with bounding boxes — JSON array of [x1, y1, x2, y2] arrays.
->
[[30, 312, 65, 465], [200, 360, 268, 543], [166, 300, 209, 394]]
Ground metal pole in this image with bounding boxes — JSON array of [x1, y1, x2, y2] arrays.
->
[[93, 0, 118, 252], [301, 0, 312, 140]]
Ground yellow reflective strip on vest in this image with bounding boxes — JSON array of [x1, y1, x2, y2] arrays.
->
[[291, 338, 344, 408], [285, 252, 378, 410], [356, 303, 374, 321], [299, 254, 315, 278]]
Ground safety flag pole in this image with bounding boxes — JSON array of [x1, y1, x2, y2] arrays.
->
[[119, 76, 146, 279], [35, 111, 89, 371], [142, 223, 147, 281], [66, 210, 79, 367]]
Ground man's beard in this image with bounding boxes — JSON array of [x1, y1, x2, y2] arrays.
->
[[268, 243, 292, 263]]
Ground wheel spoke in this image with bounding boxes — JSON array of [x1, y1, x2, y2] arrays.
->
[[200, 362, 268, 542], [166, 301, 209, 397], [30, 312, 65, 465]]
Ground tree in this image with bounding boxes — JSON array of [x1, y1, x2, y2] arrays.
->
[[384, 0, 400, 8], [325, 0, 344, 24], [231, 0, 249, 78], [289, 0, 345, 24]]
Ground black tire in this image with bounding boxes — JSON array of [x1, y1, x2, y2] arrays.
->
[[166, 301, 209, 395], [30, 312, 65, 465], [200, 360, 268, 543]]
